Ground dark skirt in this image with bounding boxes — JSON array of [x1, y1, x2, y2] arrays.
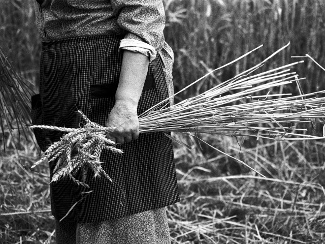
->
[[31, 35, 179, 224]]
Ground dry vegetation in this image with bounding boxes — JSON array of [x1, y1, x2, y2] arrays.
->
[[1, 0, 325, 243]]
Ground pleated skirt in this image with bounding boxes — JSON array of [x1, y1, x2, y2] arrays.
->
[[31, 35, 179, 228], [77, 207, 170, 244], [55, 207, 170, 244]]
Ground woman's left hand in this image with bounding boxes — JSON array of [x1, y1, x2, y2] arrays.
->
[[106, 99, 139, 144]]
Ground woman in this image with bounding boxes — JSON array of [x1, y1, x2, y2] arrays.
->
[[32, 0, 179, 243]]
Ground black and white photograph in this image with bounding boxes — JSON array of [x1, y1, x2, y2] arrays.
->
[[1, 0, 325, 243]]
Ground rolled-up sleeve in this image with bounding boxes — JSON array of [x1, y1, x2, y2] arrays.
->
[[111, 0, 166, 51]]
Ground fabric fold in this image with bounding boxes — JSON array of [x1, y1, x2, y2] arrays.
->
[[119, 39, 157, 62]]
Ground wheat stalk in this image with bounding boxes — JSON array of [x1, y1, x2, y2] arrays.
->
[[0, 47, 35, 145]]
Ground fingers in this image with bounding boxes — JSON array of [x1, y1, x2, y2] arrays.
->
[[105, 121, 139, 144], [105, 101, 140, 144], [132, 129, 140, 141], [108, 128, 139, 144]]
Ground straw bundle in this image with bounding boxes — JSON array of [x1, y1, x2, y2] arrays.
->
[[139, 64, 325, 140], [0, 47, 34, 144], [30, 44, 325, 182]]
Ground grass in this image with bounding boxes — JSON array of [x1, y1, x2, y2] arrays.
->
[[2, 133, 325, 243], [0, 0, 40, 86], [1, 0, 325, 243], [169, 134, 325, 243], [0, 132, 54, 243], [165, 0, 325, 99]]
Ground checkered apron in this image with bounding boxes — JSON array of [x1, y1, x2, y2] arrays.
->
[[32, 35, 179, 225]]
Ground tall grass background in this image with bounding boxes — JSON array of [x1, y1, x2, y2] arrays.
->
[[1, 0, 325, 243], [165, 0, 325, 99]]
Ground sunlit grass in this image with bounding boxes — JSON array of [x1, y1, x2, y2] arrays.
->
[[169, 134, 325, 243]]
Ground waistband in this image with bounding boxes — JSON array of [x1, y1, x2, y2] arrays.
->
[[41, 34, 124, 50]]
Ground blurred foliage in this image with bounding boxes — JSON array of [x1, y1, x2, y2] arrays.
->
[[164, 0, 325, 99], [0, 0, 41, 87]]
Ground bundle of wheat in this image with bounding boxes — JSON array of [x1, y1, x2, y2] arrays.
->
[[138, 64, 325, 140], [30, 111, 122, 186], [30, 43, 325, 182]]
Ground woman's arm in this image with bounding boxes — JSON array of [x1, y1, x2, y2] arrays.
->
[[106, 0, 165, 144], [105, 51, 149, 144]]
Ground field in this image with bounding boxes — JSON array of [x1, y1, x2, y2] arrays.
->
[[1, 0, 325, 243]]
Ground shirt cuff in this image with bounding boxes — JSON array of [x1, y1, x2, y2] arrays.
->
[[119, 39, 157, 62]]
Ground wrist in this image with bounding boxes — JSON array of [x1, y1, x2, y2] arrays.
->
[[114, 97, 138, 110]]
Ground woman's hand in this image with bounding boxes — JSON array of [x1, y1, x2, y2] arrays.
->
[[105, 50, 149, 144], [106, 99, 139, 144]]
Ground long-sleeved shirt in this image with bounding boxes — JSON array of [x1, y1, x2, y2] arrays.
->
[[34, 0, 174, 101]]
